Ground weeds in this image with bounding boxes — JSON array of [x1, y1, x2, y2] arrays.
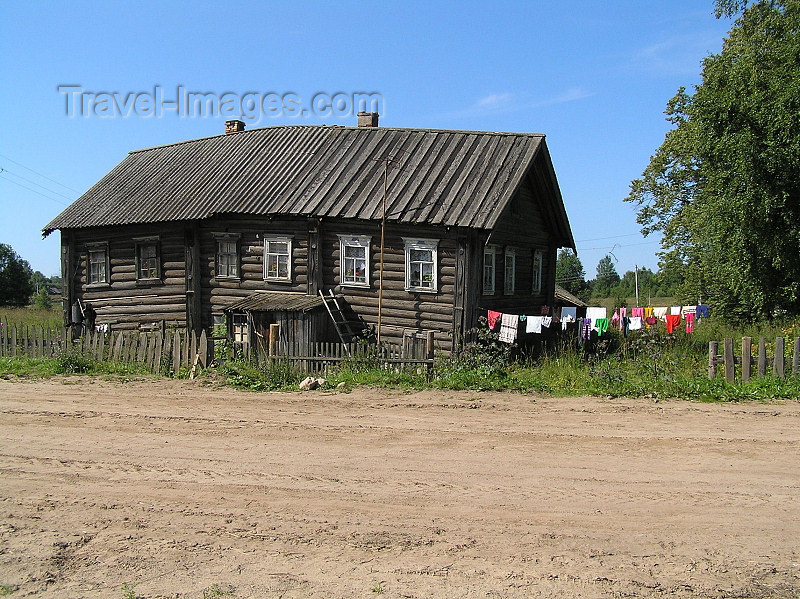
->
[[202, 583, 234, 598], [121, 582, 138, 599]]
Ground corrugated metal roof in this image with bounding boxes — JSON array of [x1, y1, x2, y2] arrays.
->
[[223, 291, 325, 312], [44, 125, 573, 247], [554, 285, 587, 308]]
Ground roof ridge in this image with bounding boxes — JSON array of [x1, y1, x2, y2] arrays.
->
[[127, 125, 545, 155]]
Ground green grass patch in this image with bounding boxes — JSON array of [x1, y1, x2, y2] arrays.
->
[[0, 307, 62, 329]]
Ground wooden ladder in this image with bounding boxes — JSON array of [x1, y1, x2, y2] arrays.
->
[[319, 290, 356, 354]]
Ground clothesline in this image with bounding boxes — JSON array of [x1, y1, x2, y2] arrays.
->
[[483, 304, 710, 344]]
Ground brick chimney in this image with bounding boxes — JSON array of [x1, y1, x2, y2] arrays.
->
[[225, 119, 245, 134], [357, 112, 379, 128]]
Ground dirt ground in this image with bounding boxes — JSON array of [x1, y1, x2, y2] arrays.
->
[[0, 377, 798, 599]]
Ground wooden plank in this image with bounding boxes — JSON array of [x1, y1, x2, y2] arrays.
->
[[741, 337, 752, 383], [136, 333, 148, 363], [758, 337, 767, 377], [172, 331, 181, 375], [11, 326, 17, 357], [146, 334, 156, 370], [180, 330, 189, 367], [190, 330, 197, 368], [127, 332, 138, 363], [198, 329, 208, 369], [774, 337, 785, 379], [723, 338, 735, 383], [154, 331, 164, 374], [112, 332, 124, 361], [794, 337, 800, 377], [96, 333, 106, 361]]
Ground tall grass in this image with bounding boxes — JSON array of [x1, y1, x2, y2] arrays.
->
[[0, 307, 63, 329]]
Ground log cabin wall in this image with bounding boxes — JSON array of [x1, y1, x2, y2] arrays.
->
[[479, 175, 556, 314], [64, 223, 188, 330], [198, 216, 310, 330], [319, 218, 457, 352]]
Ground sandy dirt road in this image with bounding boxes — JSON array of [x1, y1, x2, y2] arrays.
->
[[0, 377, 798, 598]]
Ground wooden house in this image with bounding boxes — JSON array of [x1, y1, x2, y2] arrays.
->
[[44, 114, 574, 353]]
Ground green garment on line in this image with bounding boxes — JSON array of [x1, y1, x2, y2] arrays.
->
[[594, 318, 609, 335]]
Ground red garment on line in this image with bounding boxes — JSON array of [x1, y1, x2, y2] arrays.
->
[[665, 314, 681, 334], [487, 310, 502, 330], [685, 313, 695, 334]]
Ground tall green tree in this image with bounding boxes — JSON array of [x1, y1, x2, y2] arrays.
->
[[0, 244, 35, 307], [555, 249, 586, 296], [594, 255, 620, 297], [626, 0, 800, 321]]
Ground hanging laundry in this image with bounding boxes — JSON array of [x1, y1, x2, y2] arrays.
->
[[629, 316, 643, 330], [670, 306, 682, 315], [561, 307, 577, 322], [611, 311, 621, 330], [586, 307, 607, 321], [622, 316, 630, 338], [526, 316, 544, 334], [540, 305, 550, 315], [681, 305, 697, 317], [499, 313, 519, 343], [653, 307, 669, 320], [542, 316, 552, 328], [620, 307, 627, 319], [487, 310, 502, 330], [594, 318, 610, 335], [665, 314, 681, 334], [631, 307, 644, 318], [581, 318, 592, 340], [696, 305, 710, 319], [685, 313, 695, 334], [644, 307, 654, 319], [645, 316, 658, 328]]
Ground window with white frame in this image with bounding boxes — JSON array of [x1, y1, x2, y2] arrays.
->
[[214, 233, 240, 279], [504, 248, 516, 295], [403, 238, 438, 292], [483, 246, 496, 295], [263, 235, 292, 281], [338, 235, 370, 287], [87, 244, 109, 285], [532, 249, 544, 294], [135, 238, 160, 281]]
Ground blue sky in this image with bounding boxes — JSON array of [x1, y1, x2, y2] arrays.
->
[[0, 1, 734, 279]]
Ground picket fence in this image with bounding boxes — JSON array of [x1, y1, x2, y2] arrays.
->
[[1, 323, 435, 377], [709, 336, 800, 383], [0, 324, 209, 375]]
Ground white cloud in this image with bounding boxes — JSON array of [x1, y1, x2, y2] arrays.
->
[[445, 88, 594, 121]]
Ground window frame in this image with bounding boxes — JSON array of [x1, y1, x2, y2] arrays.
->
[[86, 242, 110, 287], [133, 236, 161, 284], [263, 235, 292, 282], [338, 234, 371, 288], [504, 247, 516, 295], [532, 249, 544, 294], [213, 233, 241, 281], [482, 245, 496, 295], [403, 238, 439, 293]]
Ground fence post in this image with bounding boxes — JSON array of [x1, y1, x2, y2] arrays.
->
[[198, 329, 208, 369], [741, 337, 752, 383], [774, 337, 785, 379], [794, 337, 800, 377], [723, 338, 735, 383], [172, 331, 181, 375], [758, 337, 767, 378], [708, 341, 717, 379]]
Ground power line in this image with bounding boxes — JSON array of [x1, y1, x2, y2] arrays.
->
[[0, 168, 75, 201], [0, 174, 69, 206], [577, 240, 660, 251], [0, 153, 80, 193], [574, 232, 644, 243]]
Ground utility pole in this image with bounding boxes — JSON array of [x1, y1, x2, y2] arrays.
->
[[634, 264, 640, 307]]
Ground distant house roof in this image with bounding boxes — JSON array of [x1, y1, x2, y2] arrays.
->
[[554, 285, 586, 307], [223, 291, 325, 313], [43, 125, 574, 248]]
